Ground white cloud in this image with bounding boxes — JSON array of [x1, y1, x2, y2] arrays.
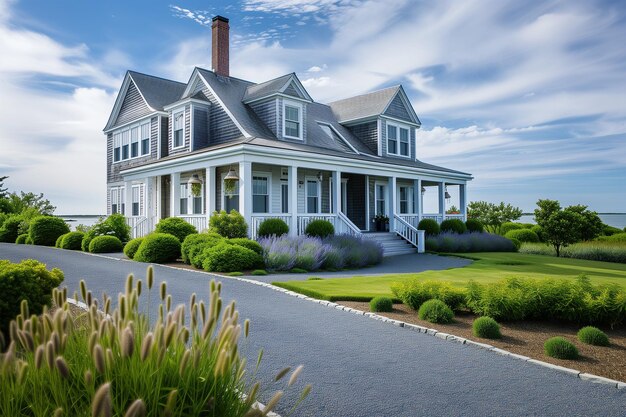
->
[[306, 64, 327, 72]]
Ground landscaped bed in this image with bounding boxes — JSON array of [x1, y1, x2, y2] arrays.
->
[[340, 301, 626, 383]]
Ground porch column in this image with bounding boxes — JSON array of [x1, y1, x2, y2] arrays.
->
[[156, 176, 162, 220], [288, 165, 298, 236], [206, 166, 216, 216], [171, 172, 181, 217], [414, 179, 422, 224], [143, 177, 151, 218], [125, 180, 133, 217], [333, 170, 341, 214], [239, 161, 253, 235], [460, 183, 468, 221], [438, 182, 446, 222], [389, 176, 397, 231]]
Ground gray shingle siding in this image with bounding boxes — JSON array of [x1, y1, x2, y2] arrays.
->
[[276, 97, 307, 143], [192, 106, 210, 150], [383, 93, 413, 122], [107, 116, 159, 183], [284, 82, 300, 98], [193, 80, 242, 145], [347, 122, 378, 154], [114, 81, 151, 127], [249, 99, 277, 137]]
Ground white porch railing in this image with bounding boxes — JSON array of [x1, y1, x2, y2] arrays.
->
[[336, 212, 362, 236], [445, 214, 465, 221], [421, 214, 444, 224], [250, 214, 292, 239], [394, 214, 425, 253], [178, 215, 208, 232], [125, 216, 156, 239], [297, 214, 337, 235], [397, 214, 420, 228]]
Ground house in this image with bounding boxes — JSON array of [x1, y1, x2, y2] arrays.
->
[[103, 16, 472, 254]]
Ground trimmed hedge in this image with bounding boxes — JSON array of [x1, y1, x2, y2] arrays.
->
[[440, 219, 467, 234], [370, 296, 393, 312], [505, 229, 539, 243], [465, 219, 484, 233], [0, 215, 24, 243], [544, 337, 578, 360], [134, 233, 181, 264], [60, 231, 85, 250], [418, 218, 440, 236], [209, 210, 248, 239], [426, 232, 517, 253], [500, 222, 523, 235], [55, 234, 66, 248], [472, 316, 501, 339], [181, 233, 224, 266], [82, 214, 131, 251], [123, 237, 144, 259], [229, 238, 263, 255], [305, 220, 334, 238], [201, 242, 263, 273], [15, 233, 28, 244], [89, 235, 123, 253], [257, 218, 289, 238], [391, 280, 466, 311], [155, 217, 198, 242], [417, 299, 454, 324], [28, 216, 70, 246], [577, 326, 609, 346]]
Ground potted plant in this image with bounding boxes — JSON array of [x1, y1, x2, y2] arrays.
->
[[191, 182, 202, 197], [373, 214, 389, 232]]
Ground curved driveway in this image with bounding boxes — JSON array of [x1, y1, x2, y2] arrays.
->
[[1, 243, 625, 417]]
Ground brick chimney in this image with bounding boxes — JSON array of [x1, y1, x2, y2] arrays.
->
[[212, 15, 230, 77]]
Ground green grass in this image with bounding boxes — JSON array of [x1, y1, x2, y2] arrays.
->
[[272, 252, 626, 301]]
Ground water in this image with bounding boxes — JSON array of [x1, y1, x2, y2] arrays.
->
[[58, 215, 104, 230], [519, 213, 626, 230]]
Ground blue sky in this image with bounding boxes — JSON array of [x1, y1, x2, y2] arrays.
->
[[0, 0, 625, 214]]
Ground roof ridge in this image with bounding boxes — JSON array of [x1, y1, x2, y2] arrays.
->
[[246, 72, 295, 90], [195, 67, 255, 85], [327, 84, 400, 105], [127, 70, 186, 85]]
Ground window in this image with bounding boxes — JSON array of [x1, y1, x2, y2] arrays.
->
[[173, 111, 184, 148], [110, 188, 119, 214], [132, 186, 140, 216], [224, 180, 239, 213], [387, 123, 410, 157], [192, 185, 203, 215], [400, 128, 409, 156], [399, 186, 414, 214], [113, 133, 121, 162], [375, 184, 386, 215], [306, 179, 319, 214], [252, 176, 269, 213], [141, 122, 150, 156], [120, 187, 126, 215], [121, 130, 130, 160], [281, 182, 288, 213], [130, 126, 139, 158], [283, 102, 302, 139], [387, 125, 397, 155], [179, 184, 188, 215]]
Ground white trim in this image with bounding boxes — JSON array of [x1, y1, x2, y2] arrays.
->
[[103, 74, 160, 132], [157, 115, 161, 159], [282, 99, 303, 140], [279, 75, 313, 101], [365, 175, 370, 231], [163, 97, 212, 111], [377, 118, 382, 156], [398, 184, 414, 214], [172, 109, 186, 150], [304, 176, 322, 214], [341, 178, 348, 214], [385, 120, 411, 159], [380, 86, 421, 126], [244, 92, 312, 105], [380, 114, 420, 128], [103, 111, 166, 134], [251, 170, 272, 214]]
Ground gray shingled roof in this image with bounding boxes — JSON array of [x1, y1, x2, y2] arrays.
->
[[328, 85, 400, 123], [128, 71, 186, 111], [241, 73, 294, 103]]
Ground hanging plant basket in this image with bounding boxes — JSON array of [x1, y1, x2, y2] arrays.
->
[[224, 179, 237, 198], [191, 182, 202, 197]]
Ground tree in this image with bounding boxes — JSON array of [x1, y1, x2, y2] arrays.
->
[[5, 191, 56, 215], [466, 201, 523, 234], [566, 204, 604, 241], [0, 176, 8, 199]]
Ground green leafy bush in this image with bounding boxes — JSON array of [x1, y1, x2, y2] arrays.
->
[[257, 218, 289, 237], [465, 219, 484, 233], [472, 316, 501, 339], [82, 214, 131, 251], [392, 280, 466, 311], [440, 219, 467, 234], [181, 233, 224, 267], [531, 225, 544, 241], [418, 218, 440, 236], [544, 337, 578, 359], [602, 225, 622, 236], [577, 326, 609, 346], [123, 237, 144, 259], [305, 219, 334, 238], [0, 259, 63, 336], [370, 296, 393, 312], [508, 238, 521, 251], [209, 210, 248, 238], [154, 217, 198, 242], [60, 231, 85, 250], [28, 216, 70, 246], [55, 233, 66, 248], [229, 238, 263, 255], [251, 269, 268, 276], [25, 236, 33, 245], [500, 222, 523, 235], [15, 234, 28, 244], [0, 215, 24, 243], [201, 242, 263, 272], [601, 232, 626, 242], [505, 229, 539, 243], [520, 242, 626, 263], [88, 235, 123, 253], [291, 268, 307, 273], [134, 233, 181, 263], [417, 299, 454, 324]]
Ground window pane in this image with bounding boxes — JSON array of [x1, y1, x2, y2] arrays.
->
[[180, 198, 188, 215], [387, 125, 396, 140], [400, 128, 408, 142], [111, 204, 118, 214], [388, 139, 397, 154], [225, 195, 239, 212], [400, 201, 407, 214], [307, 197, 318, 213], [253, 177, 268, 195], [122, 145, 129, 160], [114, 148, 120, 162], [132, 203, 139, 216], [253, 195, 268, 213], [281, 184, 288, 213], [131, 142, 138, 158], [131, 127, 139, 141], [141, 139, 150, 155], [174, 112, 183, 129], [193, 196, 202, 214], [285, 120, 299, 138], [307, 181, 318, 197], [285, 105, 299, 121], [174, 130, 183, 147], [400, 142, 408, 156], [141, 123, 150, 139]]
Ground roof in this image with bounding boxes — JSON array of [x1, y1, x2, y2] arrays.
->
[[328, 85, 400, 123], [242, 73, 294, 102], [128, 71, 187, 111]]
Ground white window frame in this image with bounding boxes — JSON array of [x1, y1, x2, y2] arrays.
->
[[398, 185, 414, 214], [282, 100, 303, 140], [386, 121, 411, 158], [305, 176, 321, 214], [140, 122, 151, 156], [172, 110, 185, 149], [252, 171, 272, 214], [131, 185, 141, 217], [179, 183, 189, 215], [111, 120, 151, 164], [374, 181, 388, 216], [110, 188, 119, 214], [120, 186, 126, 215]]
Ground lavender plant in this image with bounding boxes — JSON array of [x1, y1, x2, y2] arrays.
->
[[426, 231, 517, 253]]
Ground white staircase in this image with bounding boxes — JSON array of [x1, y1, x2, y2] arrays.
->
[[364, 232, 416, 257]]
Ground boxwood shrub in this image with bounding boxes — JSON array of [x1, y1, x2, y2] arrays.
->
[[544, 337, 578, 360], [440, 219, 467, 234], [123, 237, 144, 259], [257, 218, 289, 238], [500, 222, 523, 235], [60, 231, 85, 250], [531, 225, 544, 242], [505, 229, 539, 243], [418, 218, 440, 236], [154, 217, 198, 242], [577, 326, 609, 346], [472, 316, 501, 339], [15, 233, 28, 244], [134, 233, 181, 264], [209, 210, 247, 238], [89, 235, 123, 253], [201, 242, 263, 272], [229, 238, 263, 255], [391, 279, 466, 311], [82, 214, 131, 251], [305, 219, 334, 238], [0, 215, 24, 243], [181, 233, 224, 266], [370, 296, 393, 312], [417, 299, 454, 324], [28, 216, 70, 246], [465, 219, 484, 233], [55, 233, 67, 248]]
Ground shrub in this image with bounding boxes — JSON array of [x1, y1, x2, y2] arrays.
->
[[465, 219, 484, 233], [391, 280, 466, 311], [123, 237, 144, 259], [55, 233, 66, 248], [604, 232, 626, 242], [500, 222, 523, 235], [508, 238, 521, 251], [201, 242, 263, 272], [229, 238, 263, 255], [181, 233, 224, 267], [28, 216, 70, 246], [305, 219, 334, 238], [15, 233, 28, 244], [0, 259, 64, 336], [440, 219, 467, 234], [294, 237, 329, 271], [89, 235, 123, 253], [472, 316, 501, 339], [25, 236, 33, 244], [531, 225, 544, 241], [251, 269, 268, 276], [544, 337, 578, 360], [417, 299, 454, 324], [418, 218, 440, 236], [0, 215, 24, 243], [154, 217, 198, 242], [426, 231, 517, 253], [82, 214, 131, 251], [229, 271, 244, 276], [257, 218, 289, 237], [1, 271, 308, 415], [209, 210, 248, 238], [602, 225, 622, 236], [324, 235, 383, 268], [60, 231, 85, 250], [505, 229, 539, 243], [577, 326, 609, 346], [370, 296, 393, 312], [290, 268, 308, 274], [134, 233, 181, 263], [259, 237, 297, 271], [520, 241, 626, 263]]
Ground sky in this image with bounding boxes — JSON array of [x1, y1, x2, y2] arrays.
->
[[0, 0, 625, 214]]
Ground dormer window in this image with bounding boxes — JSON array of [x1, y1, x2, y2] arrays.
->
[[283, 100, 302, 140], [173, 111, 184, 148], [387, 122, 410, 157]]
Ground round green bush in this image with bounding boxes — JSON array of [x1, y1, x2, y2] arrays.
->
[[370, 296, 393, 312], [544, 337, 578, 359], [82, 214, 131, 251], [55, 233, 66, 248], [134, 233, 181, 264], [505, 229, 539, 243], [500, 222, 523, 235], [440, 219, 467, 234], [155, 217, 198, 242], [531, 225, 543, 242], [577, 326, 609, 346], [508, 238, 521, 251], [60, 231, 85, 250], [181, 233, 224, 266], [602, 225, 622, 236], [472, 316, 502, 339], [257, 218, 289, 238], [123, 237, 144, 259], [15, 233, 28, 244], [209, 210, 248, 238], [251, 269, 268, 276], [28, 216, 70, 246], [89, 235, 123, 253], [418, 219, 440, 236], [0, 215, 24, 243], [305, 220, 334, 238], [201, 242, 263, 272], [465, 219, 484, 233], [228, 238, 263, 255], [417, 299, 454, 324]]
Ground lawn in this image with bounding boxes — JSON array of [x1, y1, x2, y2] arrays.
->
[[272, 252, 626, 302]]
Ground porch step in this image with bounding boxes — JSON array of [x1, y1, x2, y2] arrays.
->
[[364, 232, 416, 257]]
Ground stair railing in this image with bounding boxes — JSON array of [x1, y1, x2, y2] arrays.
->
[[393, 214, 425, 253]]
